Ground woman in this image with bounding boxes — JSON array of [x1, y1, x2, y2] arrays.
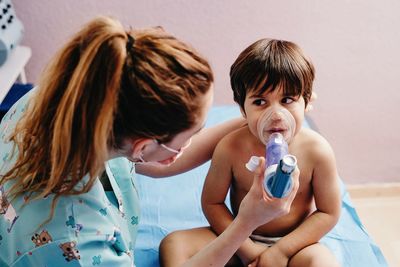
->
[[0, 16, 298, 266]]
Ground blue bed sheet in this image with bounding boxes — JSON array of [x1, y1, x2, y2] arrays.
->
[[134, 105, 388, 267]]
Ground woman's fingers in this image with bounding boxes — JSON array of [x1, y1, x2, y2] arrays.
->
[[251, 157, 266, 195], [287, 166, 300, 199], [280, 166, 300, 212]]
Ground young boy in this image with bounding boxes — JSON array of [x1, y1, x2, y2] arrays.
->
[[160, 39, 341, 267]]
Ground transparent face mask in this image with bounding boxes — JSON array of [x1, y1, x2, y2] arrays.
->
[[256, 106, 296, 145]]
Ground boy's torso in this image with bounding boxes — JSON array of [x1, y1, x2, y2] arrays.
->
[[227, 126, 319, 237]]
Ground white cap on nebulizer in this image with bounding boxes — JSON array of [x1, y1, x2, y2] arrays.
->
[[245, 156, 261, 172], [281, 154, 297, 173], [256, 107, 296, 145]]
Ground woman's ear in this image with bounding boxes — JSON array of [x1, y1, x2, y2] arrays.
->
[[126, 138, 154, 160]]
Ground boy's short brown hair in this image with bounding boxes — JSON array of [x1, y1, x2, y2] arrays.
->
[[230, 38, 314, 110]]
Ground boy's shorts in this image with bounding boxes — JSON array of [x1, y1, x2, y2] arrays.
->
[[250, 234, 281, 247]]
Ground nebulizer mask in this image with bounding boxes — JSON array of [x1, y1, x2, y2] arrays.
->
[[256, 106, 296, 145], [246, 106, 297, 198]]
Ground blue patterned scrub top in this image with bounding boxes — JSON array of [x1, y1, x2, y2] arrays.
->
[[0, 90, 141, 266]]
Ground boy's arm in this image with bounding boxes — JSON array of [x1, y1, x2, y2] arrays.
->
[[269, 135, 341, 260], [201, 139, 264, 264], [136, 118, 246, 177]]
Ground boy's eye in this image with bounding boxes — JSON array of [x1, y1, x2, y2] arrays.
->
[[253, 99, 266, 106], [281, 97, 295, 104]]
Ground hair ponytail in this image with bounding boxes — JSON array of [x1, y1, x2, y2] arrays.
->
[[1, 16, 214, 224], [2, 16, 128, 203]]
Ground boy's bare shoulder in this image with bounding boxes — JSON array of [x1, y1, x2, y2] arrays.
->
[[297, 128, 335, 162], [214, 125, 250, 153]]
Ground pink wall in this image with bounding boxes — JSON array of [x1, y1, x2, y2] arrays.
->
[[13, 0, 400, 184]]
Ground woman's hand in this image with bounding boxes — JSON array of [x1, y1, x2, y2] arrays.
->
[[255, 245, 289, 267], [247, 246, 289, 267], [239, 242, 268, 266], [236, 157, 300, 230]]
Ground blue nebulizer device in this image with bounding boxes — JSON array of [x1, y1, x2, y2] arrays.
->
[[263, 133, 296, 198]]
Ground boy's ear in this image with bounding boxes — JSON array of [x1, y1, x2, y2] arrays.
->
[[305, 91, 317, 112]]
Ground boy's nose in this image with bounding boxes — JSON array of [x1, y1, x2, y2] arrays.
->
[[270, 109, 285, 121]]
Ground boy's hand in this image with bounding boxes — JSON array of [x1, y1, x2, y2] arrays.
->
[[237, 157, 300, 230]]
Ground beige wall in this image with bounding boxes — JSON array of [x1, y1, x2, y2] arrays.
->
[[13, 0, 400, 184]]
